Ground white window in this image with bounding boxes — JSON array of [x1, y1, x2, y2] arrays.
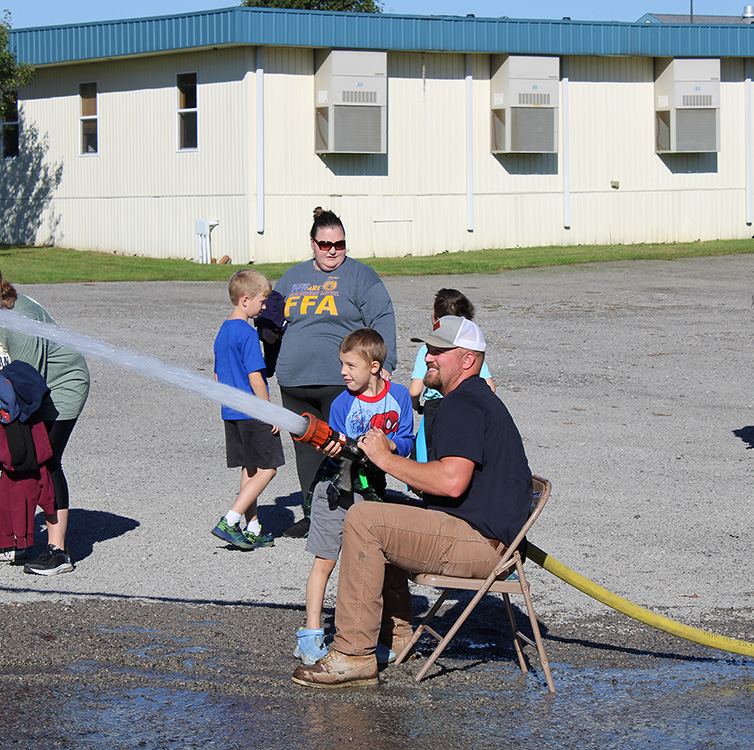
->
[[177, 72, 198, 150], [1, 90, 19, 159], [80, 82, 98, 154]]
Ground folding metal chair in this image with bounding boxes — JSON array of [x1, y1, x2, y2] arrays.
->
[[394, 475, 555, 692]]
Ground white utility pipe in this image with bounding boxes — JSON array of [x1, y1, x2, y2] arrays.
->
[[256, 47, 265, 234], [466, 54, 474, 233], [746, 58, 752, 226], [562, 58, 571, 230]]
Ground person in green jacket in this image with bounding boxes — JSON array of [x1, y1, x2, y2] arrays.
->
[[0, 272, 90, 575]]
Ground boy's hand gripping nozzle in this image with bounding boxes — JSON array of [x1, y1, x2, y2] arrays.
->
[[293, 412, 364, 461]]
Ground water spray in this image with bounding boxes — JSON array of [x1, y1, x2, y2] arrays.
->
[[0, 309, 313, 437], [0, 310, 366, 461]]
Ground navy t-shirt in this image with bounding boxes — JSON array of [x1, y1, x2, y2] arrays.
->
[[423, 376, 532, 546]]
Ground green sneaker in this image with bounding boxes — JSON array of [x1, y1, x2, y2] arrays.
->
[[244, 528, 275, 548], [212, 518, 254, 549]]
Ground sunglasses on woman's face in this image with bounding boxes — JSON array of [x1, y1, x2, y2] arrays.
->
[[314, 239, 346, 252]]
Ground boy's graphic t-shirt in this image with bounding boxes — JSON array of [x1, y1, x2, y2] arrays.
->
[[328, 380, 414, 458]]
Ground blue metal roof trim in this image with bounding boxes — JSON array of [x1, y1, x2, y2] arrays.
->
[[10, 6, 754, 66]]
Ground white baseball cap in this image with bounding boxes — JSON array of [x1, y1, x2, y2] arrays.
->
[[411, 315, 487, 353]]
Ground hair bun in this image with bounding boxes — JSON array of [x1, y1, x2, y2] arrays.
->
[[0, 276, 18, 308], [313, 206, 324, 219]]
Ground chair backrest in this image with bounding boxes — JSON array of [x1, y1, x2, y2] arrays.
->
[[494, 475, 551, 573]]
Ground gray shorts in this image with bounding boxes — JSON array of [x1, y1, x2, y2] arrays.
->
[[306, 481, 365, 561]]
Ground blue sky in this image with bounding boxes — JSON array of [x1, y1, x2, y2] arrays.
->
[[3, 2, 743, 30]]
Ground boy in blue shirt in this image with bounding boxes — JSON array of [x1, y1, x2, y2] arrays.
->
[[294, 328, 413, 665], [212, 270, 284, 549]]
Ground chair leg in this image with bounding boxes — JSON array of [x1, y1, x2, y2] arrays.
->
[[395, 589, 450, 666], [413, 585, 492, 682], [519, 572, 556, 694], [502, 592, 528, 674]]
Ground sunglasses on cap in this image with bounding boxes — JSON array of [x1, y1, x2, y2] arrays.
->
[[314, 238, 346, 252]]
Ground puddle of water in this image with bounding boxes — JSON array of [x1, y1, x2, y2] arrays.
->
[[462, 658, 754, 750], [124, 644, 207, 659], [98, 627, 159, 634], [5, 654, 751, 750], [60, 687, 248, 750]]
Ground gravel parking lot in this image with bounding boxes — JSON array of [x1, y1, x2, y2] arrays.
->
[[1, 254, 752, 748]]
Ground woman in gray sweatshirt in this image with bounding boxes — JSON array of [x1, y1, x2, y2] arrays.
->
[[274, 208, 397, 537]]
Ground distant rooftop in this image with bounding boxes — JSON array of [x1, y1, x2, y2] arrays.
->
[[639, 10, 754, 24]]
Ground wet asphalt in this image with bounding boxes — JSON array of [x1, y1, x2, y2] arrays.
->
[[2, 599, 752, 750]]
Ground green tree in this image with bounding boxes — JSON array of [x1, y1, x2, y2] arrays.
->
[[1, 12, 33, 158], [242, 0, 383, 12], [1, 12, 34, 95]]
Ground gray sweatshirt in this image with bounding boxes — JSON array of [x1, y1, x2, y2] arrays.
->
[[274, 257, 397, 387]]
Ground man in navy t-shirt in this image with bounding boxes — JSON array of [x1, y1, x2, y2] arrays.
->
[[292, 316, 533, 689]]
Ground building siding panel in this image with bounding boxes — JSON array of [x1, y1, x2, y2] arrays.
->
[[4, 22, 754, 262]]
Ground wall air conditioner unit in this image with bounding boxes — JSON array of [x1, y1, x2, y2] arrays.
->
[[490, 55, 559, 154], [655, 58, 720, 153], [314, 49, 387, 154]]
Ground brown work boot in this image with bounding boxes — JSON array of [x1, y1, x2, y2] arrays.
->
[[392, 634, 418, 663], [291, 649, 378, 689]]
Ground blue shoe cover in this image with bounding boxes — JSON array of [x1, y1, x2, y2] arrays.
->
[[294, 628, 328, 665]]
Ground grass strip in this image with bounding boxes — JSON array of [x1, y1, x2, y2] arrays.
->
[[0, 239, 752, 284]]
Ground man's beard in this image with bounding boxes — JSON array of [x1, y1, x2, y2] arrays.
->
[[423, 367, 442, 392]]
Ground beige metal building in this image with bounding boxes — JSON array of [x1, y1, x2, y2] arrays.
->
[[4, 7, 754, 263]]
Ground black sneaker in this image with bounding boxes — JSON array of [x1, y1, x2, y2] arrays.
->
[[23, 544, 74, 576], [282, 517, 310, 538]]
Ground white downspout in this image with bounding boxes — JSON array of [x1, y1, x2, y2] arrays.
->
[[562, 57, 571, 230], [746, 58, 752, 226], [466, 54, 474, 233], [256, 47, 265, 234]]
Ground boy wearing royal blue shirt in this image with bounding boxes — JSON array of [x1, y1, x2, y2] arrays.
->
[[212, 270, 284, 550]]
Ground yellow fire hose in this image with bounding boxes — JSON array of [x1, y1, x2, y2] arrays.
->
[[527, 542, 754, 658]]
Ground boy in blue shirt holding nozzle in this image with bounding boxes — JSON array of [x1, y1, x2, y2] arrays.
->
[[294, 328, 413, 665]]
